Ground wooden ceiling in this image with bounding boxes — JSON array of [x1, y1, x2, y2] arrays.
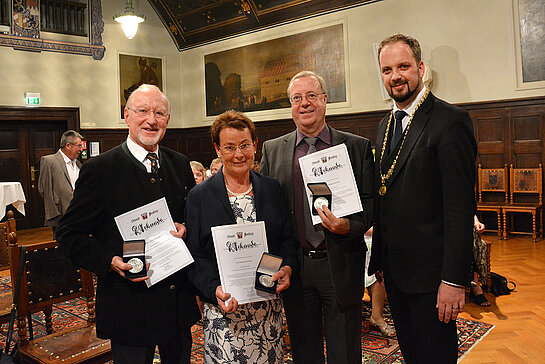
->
[[147, 0, 377, 50]]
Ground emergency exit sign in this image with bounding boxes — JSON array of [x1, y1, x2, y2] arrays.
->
[[25, 93, 40, 106]]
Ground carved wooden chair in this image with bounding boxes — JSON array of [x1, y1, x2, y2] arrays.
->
[[9, 239, 111, 363], [502, 164, 543, 241], [476, 164, 509, 238]]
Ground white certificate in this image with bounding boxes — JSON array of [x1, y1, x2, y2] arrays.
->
[[211, 221, 276, 305], [114, 197, 194, 287], [144, 230, 194, 287], [114, 197, 176, 241], [299, 143, 363, 225]]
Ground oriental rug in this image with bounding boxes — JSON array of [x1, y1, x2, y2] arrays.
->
[[0, 276, 493, 363]]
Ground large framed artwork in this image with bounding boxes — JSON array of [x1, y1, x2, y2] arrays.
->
[[118, 53, 165, 120], [513, 0, 545, 89], [204, 23, 346, 117]]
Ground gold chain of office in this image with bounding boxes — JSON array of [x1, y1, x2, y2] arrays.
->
[[378, 87, 430, 196]]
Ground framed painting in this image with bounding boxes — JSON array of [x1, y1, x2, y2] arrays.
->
[[204, 23, 346, 117], [118, 53, 164, 120]]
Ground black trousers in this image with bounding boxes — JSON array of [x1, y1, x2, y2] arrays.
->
[[283, 256, 361, 364], [111, 327, 192, 364], [384, 269, 458, 364]]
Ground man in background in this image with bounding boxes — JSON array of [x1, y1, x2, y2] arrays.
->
[[261, 71, 374, 363], [38, 130, 83, 237], [369, 34, 476, 363], [57, 84, 200, 364]]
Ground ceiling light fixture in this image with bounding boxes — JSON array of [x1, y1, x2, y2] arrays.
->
[[114, 0, 145, 40]]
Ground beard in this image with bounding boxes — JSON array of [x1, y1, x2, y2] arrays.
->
[[388, 79, 421, 104], [137, 130, 162, 147]]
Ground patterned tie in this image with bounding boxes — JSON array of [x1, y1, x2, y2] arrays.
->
[[302, 137, 325, 248], [146, 152, 159, 174], [391, 110, 407, 152]]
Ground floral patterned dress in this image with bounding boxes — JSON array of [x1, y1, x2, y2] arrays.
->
[[202, 185, 284, 364]]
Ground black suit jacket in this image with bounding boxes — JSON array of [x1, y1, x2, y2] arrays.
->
[[369, 92, 477, 293], [260, 126, 374, 307], [184, 169, 299, 303], [57, 142, 200, 345]]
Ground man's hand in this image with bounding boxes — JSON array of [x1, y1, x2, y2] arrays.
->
[[110, 256, 150, 282], [216, 286, 238, 313], [271, 266, 292, 293], [170, 222, 187, 239], [316, 205, 350, 235], [436, 282, 465, 323]]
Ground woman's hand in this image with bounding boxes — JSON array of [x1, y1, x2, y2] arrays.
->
[[272, 265, 292, 293], [215, 285, 238, 313]]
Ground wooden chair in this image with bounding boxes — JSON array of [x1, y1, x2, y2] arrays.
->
[[9, 238, 111, 363], [502, 164, 543, 241], [476, 164, 509, 238]]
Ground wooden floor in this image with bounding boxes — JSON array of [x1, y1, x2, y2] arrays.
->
[[3, 228, 545, 362]]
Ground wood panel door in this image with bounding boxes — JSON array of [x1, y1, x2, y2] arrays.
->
[[0, 106, 79, 230], [0, 121, 66, 228]]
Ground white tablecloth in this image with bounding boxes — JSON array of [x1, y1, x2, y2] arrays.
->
[[0, 182, 26, 220]]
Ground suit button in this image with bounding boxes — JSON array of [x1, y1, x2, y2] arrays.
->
[[150, 178, 156, 184], [170, 285, 175, 290]]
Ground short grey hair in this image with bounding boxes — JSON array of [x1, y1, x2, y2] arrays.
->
[[287, 71, 327, 97], [126, 84, 170, 112], [60, 130, 83, 149]]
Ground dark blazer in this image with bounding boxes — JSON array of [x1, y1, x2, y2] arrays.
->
[[260, 126, 374, 307], [369, 92, 477, 293], [57, 142, 200, 345], [38, 150, 82, 226], [184, 169, 299, 303]]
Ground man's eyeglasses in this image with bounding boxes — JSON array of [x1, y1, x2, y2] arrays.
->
[[69, 143, 83, 149], [289, 92, 325, 105], [127, 107, 169, 120], [218, 143, 254, 155]]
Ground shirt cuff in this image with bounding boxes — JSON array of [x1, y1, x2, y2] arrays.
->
[[441, 280, 465, 288]]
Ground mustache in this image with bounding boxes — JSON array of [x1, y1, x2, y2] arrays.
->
[[390, 80, 407, 87]]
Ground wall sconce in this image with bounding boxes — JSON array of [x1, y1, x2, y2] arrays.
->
[[114, 0, 145, 40]]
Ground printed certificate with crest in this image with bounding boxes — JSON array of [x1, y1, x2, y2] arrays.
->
[[299, 143, 363, 225], [114, 197, 193, 287], [211, 221, 276, 304]]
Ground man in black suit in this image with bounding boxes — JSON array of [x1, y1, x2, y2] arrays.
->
[[261, 71, 374, 363], [369, 34, 477, 363], [57, 84, 200, 364]]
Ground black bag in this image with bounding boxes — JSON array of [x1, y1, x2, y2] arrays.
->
[[490, 272, 516, 296]]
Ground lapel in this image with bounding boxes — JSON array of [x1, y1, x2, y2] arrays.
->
[[250, 170, 264, 221], [329, 126, 347, 146], [384, 92, 435, 188], [377, 114, 390, 174], [211, 169, 236, 223], [278, 131, 297, 208], [54, 150, 71, 185]]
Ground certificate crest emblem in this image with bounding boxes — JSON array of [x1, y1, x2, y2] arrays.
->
[[237, 232, 243, 239], [141, 212, 148, 220], [321, 156, 328, 163]]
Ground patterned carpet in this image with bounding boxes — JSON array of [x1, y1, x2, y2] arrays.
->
[[0, 276, 493, 363]]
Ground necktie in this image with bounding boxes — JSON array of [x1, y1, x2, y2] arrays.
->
[[146, 152, 159, 174], [302, 137, 325, 248], [391, 110, 407, 152]]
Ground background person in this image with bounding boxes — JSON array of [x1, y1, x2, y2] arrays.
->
[[185, 110, 299, 364], [190, 161, 206, 184], [38, 130, 83, 238], [209, 157, 222, 175], [57, 84, 200, 364], [261, 71, 374, 364], [470, 215, 490, 306], [369, 34, 477, 363]]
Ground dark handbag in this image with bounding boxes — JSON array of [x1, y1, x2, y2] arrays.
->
[[490, 272, 516, 296], [1, 246, 27, 363]]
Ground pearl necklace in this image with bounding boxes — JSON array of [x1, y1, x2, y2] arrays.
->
[[226, 184, 253, 197]]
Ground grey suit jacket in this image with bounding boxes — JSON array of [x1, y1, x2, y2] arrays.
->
[[261, 126, 374, 307], [38, 150, 81, 226]]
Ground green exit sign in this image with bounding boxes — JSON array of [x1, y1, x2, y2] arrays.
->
[[25, 93, 40, 106]]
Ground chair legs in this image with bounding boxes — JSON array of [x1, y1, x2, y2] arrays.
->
[[502, 209, 543, 242]]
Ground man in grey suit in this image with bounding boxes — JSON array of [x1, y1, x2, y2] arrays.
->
[[38, 130, 83, 236], [261, 71, 374, 363]]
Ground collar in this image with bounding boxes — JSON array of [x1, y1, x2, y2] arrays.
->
[[393, 86, 427, 116], [126, 137, 159, 164], [59, 149, 73, 164], [295, 124, 331, 146]]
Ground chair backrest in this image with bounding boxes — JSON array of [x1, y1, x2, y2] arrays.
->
[[477, 164, 509, 203], [509, 164, 543, 204], [9, 239, 96, 347], [0, 210, 16, 268]]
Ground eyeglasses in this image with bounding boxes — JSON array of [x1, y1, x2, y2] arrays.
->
[[69, 143, 83, 149], [218, 142, 254, 155], [127, 107, 169, 120], [289, 92, 325, 105]]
